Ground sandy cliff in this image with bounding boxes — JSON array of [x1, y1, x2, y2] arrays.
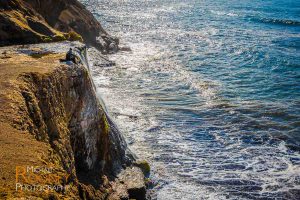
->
[[0, 46, 147, 199], [0, 0, 148, 198]]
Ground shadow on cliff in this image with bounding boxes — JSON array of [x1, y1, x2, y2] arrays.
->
[[0, 0, 119, 53]]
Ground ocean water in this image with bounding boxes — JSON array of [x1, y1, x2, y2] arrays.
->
[[82, 0, 300, 199]]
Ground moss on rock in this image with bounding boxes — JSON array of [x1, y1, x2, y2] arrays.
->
[[135, 160, 151, 176], [65, 31, 83, 42]]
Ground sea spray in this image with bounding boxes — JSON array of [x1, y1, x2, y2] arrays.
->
[[79, 45, 136, 170], [81, 0, 300, 199]]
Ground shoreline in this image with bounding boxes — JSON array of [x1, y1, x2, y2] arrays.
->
[[2, 0, 300, 199], [0, 0, 150, 198]]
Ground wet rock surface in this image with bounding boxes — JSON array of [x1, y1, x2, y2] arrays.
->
[[118, 167, 147, 200]]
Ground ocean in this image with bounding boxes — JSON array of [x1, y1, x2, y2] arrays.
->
[[82, 0, 300, 199]]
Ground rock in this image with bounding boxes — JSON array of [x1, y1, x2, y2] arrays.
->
[[0, 45, 137, 198], [107, 181, 129, 200], [0, 0, 118, 51], [118, 167, 146, 200], [25, 0, 105, 45], [119, 46, 132, 52], [109, 42, 118, 53], [0, 0, 65, 46], [96, 35, 121, 53], [78, 183, 106, 200], [134, 160, 151, 176]]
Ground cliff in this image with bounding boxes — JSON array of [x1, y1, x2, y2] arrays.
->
[[0, 0, 118, 52], [0, 45, 147, 199]]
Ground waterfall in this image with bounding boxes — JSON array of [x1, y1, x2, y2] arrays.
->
[[76, 46, 109, 113], [77, 46, 136, 169]]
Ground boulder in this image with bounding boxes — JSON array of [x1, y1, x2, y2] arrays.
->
[[118, 167, 146, 200], [134, 160, 151, 177]]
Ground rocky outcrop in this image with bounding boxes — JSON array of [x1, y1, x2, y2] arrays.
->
[[25, 0, 105, 43], [19, 55, 133, 179], [118, 167, 147, 200], [0, 46, 146, 199], [0, 0, 118, 52], [0, 0, 145, 198]]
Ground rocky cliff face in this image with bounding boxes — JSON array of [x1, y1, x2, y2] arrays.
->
[[0, 0, 146, 198], [20, 54, 133, 177], [0, 46, 146, 199], [25, 0, 106, 42], [0, 0, 118, 52]]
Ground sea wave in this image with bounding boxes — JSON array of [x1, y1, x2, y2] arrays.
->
[[252, 17, 300, 27], [81, 0, 300, 199], [210, 10, 238, 17]]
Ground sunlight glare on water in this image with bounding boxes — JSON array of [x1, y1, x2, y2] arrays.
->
[[82, 0, 300, 199]]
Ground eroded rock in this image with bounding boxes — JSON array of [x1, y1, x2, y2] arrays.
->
[[118, 167, 146, 200], [0, 46, 141, 199], [134, 160, 151, 177]]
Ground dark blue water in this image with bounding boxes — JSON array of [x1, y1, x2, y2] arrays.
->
[[83, 0, 300, 199]]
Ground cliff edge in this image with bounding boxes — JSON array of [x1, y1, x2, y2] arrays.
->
[[0, 45, 147, 199], [0, 0, 148, 198]]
